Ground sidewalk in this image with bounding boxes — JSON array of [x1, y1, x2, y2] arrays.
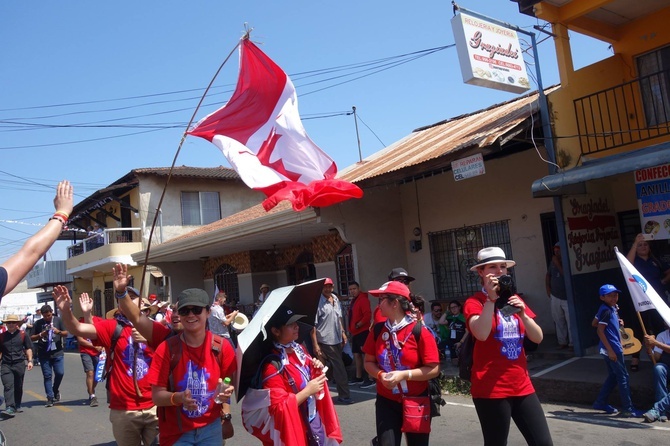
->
[[440, 336, 656, 410]]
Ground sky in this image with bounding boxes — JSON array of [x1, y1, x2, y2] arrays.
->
[[0, 0, 611, 264]]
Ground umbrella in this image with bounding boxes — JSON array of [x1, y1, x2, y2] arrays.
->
[[235, 278, 325, 402]]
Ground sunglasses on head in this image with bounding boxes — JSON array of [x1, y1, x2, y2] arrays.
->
[[178, 306, 205, 316]]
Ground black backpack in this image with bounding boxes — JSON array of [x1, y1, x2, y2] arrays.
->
[[458, 333, 475, 381], [373, 321, 445, 417]]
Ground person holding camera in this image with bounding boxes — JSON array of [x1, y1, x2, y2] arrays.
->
[[464, 247, 552, 446], [30, 304, 67, 407]]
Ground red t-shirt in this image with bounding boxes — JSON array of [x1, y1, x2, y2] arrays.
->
[[79, 316, 103, 356], [148, 331, 236, 446], [152, 322, 172, 345], [349, 292, 372, 335], [94, 319, 156, 410], [361, 321, 439, 403], [463, 291, 535, 399]]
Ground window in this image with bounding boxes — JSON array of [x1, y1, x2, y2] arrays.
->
[[335, 244, 355, 297], [428, 220, 512, 300], [214, 263, 239, 303], [637, 47, 670, 127], [181, 191, 221, 225]]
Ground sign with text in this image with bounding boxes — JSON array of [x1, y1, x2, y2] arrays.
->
[[451, 12, 530, 94], [563, 193, 620, 274], [635, 164, 670, 241], [451, 153, 485, 181]]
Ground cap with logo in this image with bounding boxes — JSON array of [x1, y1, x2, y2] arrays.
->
[[599, 284, 622, 296]]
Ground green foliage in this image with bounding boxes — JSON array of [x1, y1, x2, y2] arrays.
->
[[439, 374, 471, 396]]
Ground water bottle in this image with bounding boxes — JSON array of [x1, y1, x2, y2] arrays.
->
[[214, 377, 231, 404], [316, 366, 328, 400], [444, 347, 451, 362]]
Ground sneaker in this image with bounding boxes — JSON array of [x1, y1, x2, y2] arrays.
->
[[348, 377, 364, 385], [4, 407, 16, 417], [54, 391, 61, 402], [15, 407, 23, 413], [360, 378, 376, 389], [337, 397, 354, 405], [90, 396, 98, 407], [592, 403, 618, 414], [661, 414, 668, 422], [45, 398, 54, 408], [644, 408, 660, 422], [620, 409, 645, 418]]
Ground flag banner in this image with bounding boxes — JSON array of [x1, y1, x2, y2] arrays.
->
[[187, 38, 363, 211], [615, 247, 670, 327]]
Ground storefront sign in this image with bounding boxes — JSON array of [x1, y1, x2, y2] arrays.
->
[[451, 153, 485, 181], [451, 12, 530, 94], [635, 164, 670, 241], [563, 194, 620, 274]]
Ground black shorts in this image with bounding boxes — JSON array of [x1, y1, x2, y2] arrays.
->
[[351, 331, 369, 354]]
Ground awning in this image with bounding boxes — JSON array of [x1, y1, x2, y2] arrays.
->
[[532, 142, 670, 198], [150, 271, 164, 278]]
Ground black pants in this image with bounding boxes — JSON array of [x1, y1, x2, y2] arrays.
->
[[374, 394, 430, 446], [473, 393, 553, 446], [1, 361, 26, 409]]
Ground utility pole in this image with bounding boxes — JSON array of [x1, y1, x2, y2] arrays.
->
[[352, 106, 363, 163]]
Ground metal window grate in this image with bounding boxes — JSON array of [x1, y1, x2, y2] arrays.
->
[[428, 220, 512, 300], [214, 263, 239, 304]]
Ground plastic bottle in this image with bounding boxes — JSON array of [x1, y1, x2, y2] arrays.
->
[[444, 346, 452, 362], [214, 377, 231, 404], [316, 366, 328, 400]]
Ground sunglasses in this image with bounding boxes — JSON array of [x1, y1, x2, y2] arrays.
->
[[393, 278, 410, 284], [178, 306, 205, 316]]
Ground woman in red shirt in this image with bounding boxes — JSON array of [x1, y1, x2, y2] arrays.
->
[[464, 247, 553, 446], [363, 281, 439, 446]]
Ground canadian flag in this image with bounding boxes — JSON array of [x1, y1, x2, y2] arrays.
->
[[615, 247, 670, 327], [187, 38, 363, 211]]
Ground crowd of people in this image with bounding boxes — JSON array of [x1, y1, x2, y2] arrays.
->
[[2, 183, 670, 445]]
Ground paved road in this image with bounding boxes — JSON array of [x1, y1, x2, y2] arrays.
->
[[0, 352, 668, 445]]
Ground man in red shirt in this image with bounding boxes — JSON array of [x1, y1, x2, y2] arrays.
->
[[346, 281, 372, 388], [76, 292, 103, 407], [53, 285, 162, 446]]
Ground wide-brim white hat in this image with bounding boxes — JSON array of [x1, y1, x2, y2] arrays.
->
[[469, 247, 516, 271], [232, 313, 249, 331]]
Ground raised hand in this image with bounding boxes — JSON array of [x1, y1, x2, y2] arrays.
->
[[80, 292, 94, 314], [112, 263, 131, 293], [52, 285, 72, 313], [53, 180, 74, 216]]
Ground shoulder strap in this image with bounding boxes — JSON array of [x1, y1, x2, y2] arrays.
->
[[102, 322, 124, 381], [413, 320, 423, 343], [373, 322, 385, 340], [166, 335, 182, 384]]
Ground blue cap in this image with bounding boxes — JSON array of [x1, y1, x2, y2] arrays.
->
[[599, 284, 621, 296]]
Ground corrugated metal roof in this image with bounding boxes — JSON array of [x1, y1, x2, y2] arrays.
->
[[338, 87, 558, 185], [132, 166, 240, 180]]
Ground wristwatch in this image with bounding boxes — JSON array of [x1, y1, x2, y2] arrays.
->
[[222, 413, 232, 421]]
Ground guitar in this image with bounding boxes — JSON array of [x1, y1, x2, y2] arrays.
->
[[620, 327, 642, 355]]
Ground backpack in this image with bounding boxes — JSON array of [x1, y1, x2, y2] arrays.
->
[[373, 321, 446, 417], [241, 354, 285, 445], [159, 333, 226, 432], [458, 333, 475, 381]]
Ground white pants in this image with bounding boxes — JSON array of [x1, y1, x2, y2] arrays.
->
[[551, 294, 572, 346]]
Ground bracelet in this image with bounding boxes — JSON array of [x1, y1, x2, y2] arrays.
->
[[115, 290, 128, 300], [49, 215, 66, 227], [53, 211, 70, 220], [408, 369, 412, 381], [377, 370, 384, 380], [170, 392, 179, 406]]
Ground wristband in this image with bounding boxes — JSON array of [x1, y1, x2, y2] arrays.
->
[[377, 370, 384, 380], [170, 392, 179, 406], [408, 369, 412, 381], [115, 290, 128, 300], [49, 216, 66, 227]]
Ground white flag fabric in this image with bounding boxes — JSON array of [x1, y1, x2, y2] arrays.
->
[[615, 247, 670, 327], [213, 284, 220, 305]]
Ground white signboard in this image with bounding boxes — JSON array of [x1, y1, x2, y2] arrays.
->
[[451, 153, 485, 181], [451, 12, 530, 94]]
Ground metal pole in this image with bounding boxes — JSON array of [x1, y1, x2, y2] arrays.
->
[[454, 3, 581, 354], [352, 106, 363, 163]]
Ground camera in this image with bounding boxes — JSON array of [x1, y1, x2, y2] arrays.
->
[[495, 274, 521, 317]]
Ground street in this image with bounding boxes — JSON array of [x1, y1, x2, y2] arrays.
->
[[0, 352, 668, 445]]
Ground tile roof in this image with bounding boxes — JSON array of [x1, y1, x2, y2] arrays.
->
[[131, 166, 240, 180]]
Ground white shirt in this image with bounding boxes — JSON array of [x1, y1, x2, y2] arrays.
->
[[654, 329, 670, 355], [208, 304, 227, 336]]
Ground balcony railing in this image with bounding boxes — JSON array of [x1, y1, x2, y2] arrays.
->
[[574, 69, 670, 154], [67, 227, 142, 259]]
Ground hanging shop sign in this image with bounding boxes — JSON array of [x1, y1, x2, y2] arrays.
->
[[635, 164, 670, 241], [451, 153, 485, 181], [451, 12, 530, 94]]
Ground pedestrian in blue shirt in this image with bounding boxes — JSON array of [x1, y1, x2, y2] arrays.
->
[[592, 284, 643, 417]]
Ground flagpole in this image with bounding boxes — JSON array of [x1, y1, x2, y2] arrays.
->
[[131, 30, 249, 398], [635, 311, 657, 365]]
